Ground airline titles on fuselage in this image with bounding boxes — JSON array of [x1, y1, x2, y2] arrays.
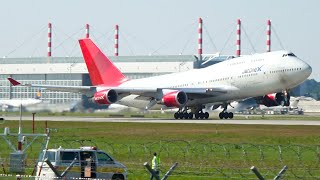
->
[[242, 65, 263, 74], [169, 66, 304, 89]]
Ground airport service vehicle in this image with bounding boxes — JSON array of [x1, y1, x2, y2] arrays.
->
[[8, 39, 312, 119], [36, 146, 127, 180]]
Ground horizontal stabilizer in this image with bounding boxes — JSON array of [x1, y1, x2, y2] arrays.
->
[[8, 77, 21, 86]]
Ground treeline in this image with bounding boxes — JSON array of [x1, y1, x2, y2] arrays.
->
[[291, 79, 320, 100]]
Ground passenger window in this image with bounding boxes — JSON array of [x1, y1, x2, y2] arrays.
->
[[60, 151, 79, 164], [97, 152, 113, 164]]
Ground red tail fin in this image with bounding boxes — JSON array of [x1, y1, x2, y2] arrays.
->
[[79, 39, 127, 86]]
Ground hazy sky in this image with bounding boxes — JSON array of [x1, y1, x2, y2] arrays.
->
[[0, 0, 319, 80]]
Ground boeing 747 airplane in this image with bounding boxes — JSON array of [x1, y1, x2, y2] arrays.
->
[[8, 39, 312, 119]]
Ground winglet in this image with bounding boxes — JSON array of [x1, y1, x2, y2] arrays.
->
[[7, 77, 21, 86]]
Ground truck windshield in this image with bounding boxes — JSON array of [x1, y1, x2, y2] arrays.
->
[[97, 152, 113, 164]]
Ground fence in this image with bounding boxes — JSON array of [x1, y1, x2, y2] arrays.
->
[[1, 137, 320, 179]]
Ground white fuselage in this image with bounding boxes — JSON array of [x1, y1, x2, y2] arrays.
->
[[0, 99, 42, 108], [114, 51, 311, 110]]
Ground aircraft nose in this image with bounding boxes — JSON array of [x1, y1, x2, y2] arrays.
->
[[301, 61, 312, 77]]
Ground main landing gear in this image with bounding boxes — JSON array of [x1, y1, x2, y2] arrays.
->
[[219, 103, 234, 119], [219, 111, 233, 119], [174, 110, 193, 119], [194, 110, 209, 119], [174, 107, 209, 120]]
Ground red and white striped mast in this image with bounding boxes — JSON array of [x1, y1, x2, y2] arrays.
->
[[85, 24, 90, 38], [114, 25, 119, 56], [236, 19, 241, 57], [266, 19, 271, 52], [198, 17, 203, 61], [47, 23, 52, 57]]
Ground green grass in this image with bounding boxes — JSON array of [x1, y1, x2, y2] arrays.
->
[[1, 117, 320, 179]]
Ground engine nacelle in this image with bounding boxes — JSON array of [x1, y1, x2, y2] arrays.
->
[[256, 92, 290, 107], [93, 89, 118, 105], [162, 91, 188, 107]]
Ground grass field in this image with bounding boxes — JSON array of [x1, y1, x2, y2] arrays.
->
[[1, 115, 320, 179]]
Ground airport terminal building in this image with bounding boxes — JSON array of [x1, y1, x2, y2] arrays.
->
[[0, 55, 226, 108]]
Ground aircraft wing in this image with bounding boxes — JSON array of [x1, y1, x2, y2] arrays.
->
[[8, 77, 95, 96], [114, 85, 236, 94], [8, 77, 238, 100], [8, 78, 158, 98], [179, 85, 238, 96]]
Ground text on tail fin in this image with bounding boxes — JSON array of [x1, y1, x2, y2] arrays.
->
[[79, 39, 127, 86]]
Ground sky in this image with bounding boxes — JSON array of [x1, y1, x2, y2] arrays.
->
[[0, 0, 319, 80]]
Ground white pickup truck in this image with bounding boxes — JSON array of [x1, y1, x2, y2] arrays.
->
[[36, 146, 127, 180]]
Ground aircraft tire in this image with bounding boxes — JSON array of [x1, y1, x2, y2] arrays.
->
[[223, 112, 228, 119], [188, 112, 194, 119], [195, 113, 200, 119], [200, 113, 204, 119], [229, 112, 234, 119], [174, 113, 179, 119], [179, 113, 184, 119], [183, 112, 189, 119], [219, 112, 224, 119], [204, 112, 209, 119]]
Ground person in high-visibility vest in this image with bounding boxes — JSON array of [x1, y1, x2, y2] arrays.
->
[[150, 152, 160, 180]]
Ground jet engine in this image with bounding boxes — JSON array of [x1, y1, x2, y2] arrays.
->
[[162, 91, 188, 107], [256, 92, 290, 107], [93, 89, 118, 105]]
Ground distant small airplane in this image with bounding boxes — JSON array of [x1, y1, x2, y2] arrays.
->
[[25, 99, 80, 113], [0, 91, 42, 110], [7, 39, 312, 119]]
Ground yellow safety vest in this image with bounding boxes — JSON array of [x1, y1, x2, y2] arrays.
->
[[151, 156, 160, 170]]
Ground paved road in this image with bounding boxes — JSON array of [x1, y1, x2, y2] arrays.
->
[[3, 116, 320, 126]]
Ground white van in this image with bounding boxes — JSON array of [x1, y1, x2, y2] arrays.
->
[[36, 146, 127, 179]]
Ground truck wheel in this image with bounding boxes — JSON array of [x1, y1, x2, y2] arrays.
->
[[112, 174, 125, 180]]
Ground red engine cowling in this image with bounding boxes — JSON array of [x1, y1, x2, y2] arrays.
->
[[256, 92, 290, 107], [93, 89, 118, 105], [162, 91, 188, 107]]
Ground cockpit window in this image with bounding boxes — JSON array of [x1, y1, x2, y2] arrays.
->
[[287, 53, 296, 57], [282, 53, 296, 57]]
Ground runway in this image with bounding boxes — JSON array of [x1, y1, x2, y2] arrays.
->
[[3, 116, 320, 126]]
